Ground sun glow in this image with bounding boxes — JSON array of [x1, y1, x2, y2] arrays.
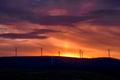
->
[[60, 52, 80, 58], [59, 51, 93, 58]]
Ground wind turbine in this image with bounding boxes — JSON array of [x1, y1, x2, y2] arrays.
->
[[108, 49, 111, 58], [58, 51, 61, 57], [79, 49, 84, 58], [40, 48, 43, 56], [79, 49, 82, 58], [15, 47, 18, 57]]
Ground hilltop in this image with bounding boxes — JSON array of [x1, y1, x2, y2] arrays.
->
[[0, 56, 120, 80], [0, 56, 119, 70]]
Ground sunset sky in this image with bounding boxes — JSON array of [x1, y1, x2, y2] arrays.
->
[[0, 0, 120, 58]]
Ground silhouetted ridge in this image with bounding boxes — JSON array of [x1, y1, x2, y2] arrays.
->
[[0, 56, 120, 72]]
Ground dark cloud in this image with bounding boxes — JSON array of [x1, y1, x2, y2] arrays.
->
[[0, 0, 119, 26], [28, 16, 92, 26], [102, 0, 120, 7], [0, 29, 60, 39], [89, 9, 120, 17], [0, 33, 47, 39], [30, 29, 61, 34], [0, 15, 92, 26], [86, 9, 120, 26]]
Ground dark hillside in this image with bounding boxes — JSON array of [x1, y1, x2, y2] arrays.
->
[[0, 56, 120, 80]]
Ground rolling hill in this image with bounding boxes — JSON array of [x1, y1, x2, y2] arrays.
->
[[0, 56, 120, 80]]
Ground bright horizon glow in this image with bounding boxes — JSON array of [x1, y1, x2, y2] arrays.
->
[[58, 52, 91, 58], [60, 52, 79, 58], [0, 51, 116, 59]]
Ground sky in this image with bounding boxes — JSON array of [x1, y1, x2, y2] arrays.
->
[[0, 0, 120, 58]]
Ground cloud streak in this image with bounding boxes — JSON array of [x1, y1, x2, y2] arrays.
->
[[0, 29, 60, 39], [0, 33, 47, 39]]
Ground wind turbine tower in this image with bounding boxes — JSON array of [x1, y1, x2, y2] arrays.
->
[[15, 47, 18, 57], [58, 51, 61, 56], [81, 50, 84, 58], [79, 49, 84, 58], [108, 49, 111, 58], [41, 48, 43, 56], [79, 49, 82, 58]]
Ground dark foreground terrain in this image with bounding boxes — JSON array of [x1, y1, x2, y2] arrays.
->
[[0, 56, 120, 80]]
